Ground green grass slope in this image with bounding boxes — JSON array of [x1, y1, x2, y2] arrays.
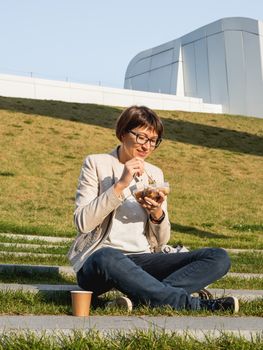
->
[[0, 96, 262, 250]]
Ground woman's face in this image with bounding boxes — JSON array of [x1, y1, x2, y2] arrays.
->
[[119, 126, 159, 162]]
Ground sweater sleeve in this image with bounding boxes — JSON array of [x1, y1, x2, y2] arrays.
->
[[74, 155, 122, 234]]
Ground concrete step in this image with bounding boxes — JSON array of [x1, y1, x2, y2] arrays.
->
[[0, 283, 261, 300], [226, 249, 263, 254], [0, 315, 262, 340], [0, 251, 63, 257], [0, 242, 262, 254], [0, 242, 63, 249], [0, 234, 261, 252], [0, 263, 263, 279], [0, 283, 81, 293], [182, 246, 263, 254], [208, 288, 262, 301], [0, 263, 73, 276], [0, 249, 261, 259], [228, 272, 263, 279], [0, 233, 72, 243]]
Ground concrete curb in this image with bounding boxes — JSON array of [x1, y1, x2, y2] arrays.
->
[[1, 239, 262, 254], [1, 233, 262, 253], [228, 272, 263, 279], [0, 251, 63, 258], [0, 263, 73, 276], [0, 233, 72, 243], [0, 242, 62, 249], [0, 315, 262, 340], [226, 249, 263, 254], [208, 288, 263, 301], [0, 283, 82, 293]]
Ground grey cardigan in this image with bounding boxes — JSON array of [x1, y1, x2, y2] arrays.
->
[[68, 147, 171, 272]]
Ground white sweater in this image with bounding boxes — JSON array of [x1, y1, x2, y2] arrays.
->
[[102, 177, 150, 254], [68, 147, 171, 272]]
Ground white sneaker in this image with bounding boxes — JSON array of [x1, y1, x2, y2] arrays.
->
[[107, 296, 133, 312], [161, 244, 189, 253]]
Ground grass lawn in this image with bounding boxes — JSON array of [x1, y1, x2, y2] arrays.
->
[[0, 269, 263, 289], [1, 270, 263, 289], [0, 96, 262, 245], [0, 250, 262, 274], [0, 330, 262, 350], [0, 97, 262, 346], [0, 244, 68, 255], [0, 233, 71, 245], [0, 290, 262, 317]]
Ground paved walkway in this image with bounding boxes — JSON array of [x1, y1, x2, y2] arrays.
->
[[0, 315, 262, 339]]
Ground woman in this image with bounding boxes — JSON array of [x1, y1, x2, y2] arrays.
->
[[68, 105, 239, 313]]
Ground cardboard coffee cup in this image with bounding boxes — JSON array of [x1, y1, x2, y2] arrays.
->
[[71, 291, 93, 317]]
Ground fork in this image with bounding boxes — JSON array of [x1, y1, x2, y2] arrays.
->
[[144, 168, 156, 185], [133, 170, 155, 184]]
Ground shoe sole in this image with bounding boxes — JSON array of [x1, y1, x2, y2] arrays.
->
[[108, 297, 133, 312], [116, 297, 133, 312], [232, 296, 239, 313]]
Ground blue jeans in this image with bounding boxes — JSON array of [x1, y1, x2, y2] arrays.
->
[[77, 247, 230, 310]]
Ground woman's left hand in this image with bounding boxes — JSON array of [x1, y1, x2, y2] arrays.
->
[[137, 190, 165, 218]]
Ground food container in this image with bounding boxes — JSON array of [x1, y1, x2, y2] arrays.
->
[[133, 182, 170, 202]]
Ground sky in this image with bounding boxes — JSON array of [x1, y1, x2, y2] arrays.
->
[[0, 0, 263, 89]]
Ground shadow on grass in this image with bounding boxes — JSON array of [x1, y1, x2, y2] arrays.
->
[[163, 118, 263, 157], [1, 96, 262, 157], [39, 290, 71, 306], [0, 266, 75, 285], [0, 219, 76, 238], [171, 222, 228, 239]]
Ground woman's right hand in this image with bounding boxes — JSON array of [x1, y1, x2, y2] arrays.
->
[[114, 157, 144, 195]]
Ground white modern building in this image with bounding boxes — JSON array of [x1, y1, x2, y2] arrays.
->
[[124, 17, 263, 118]]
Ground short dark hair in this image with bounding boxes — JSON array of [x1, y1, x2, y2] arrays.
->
[[115, 105, 163, 141]]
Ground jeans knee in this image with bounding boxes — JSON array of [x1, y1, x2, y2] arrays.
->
[[211, 247, 231, 274]]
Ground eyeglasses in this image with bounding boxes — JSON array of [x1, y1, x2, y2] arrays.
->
[[129, 130, 162, 148]]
